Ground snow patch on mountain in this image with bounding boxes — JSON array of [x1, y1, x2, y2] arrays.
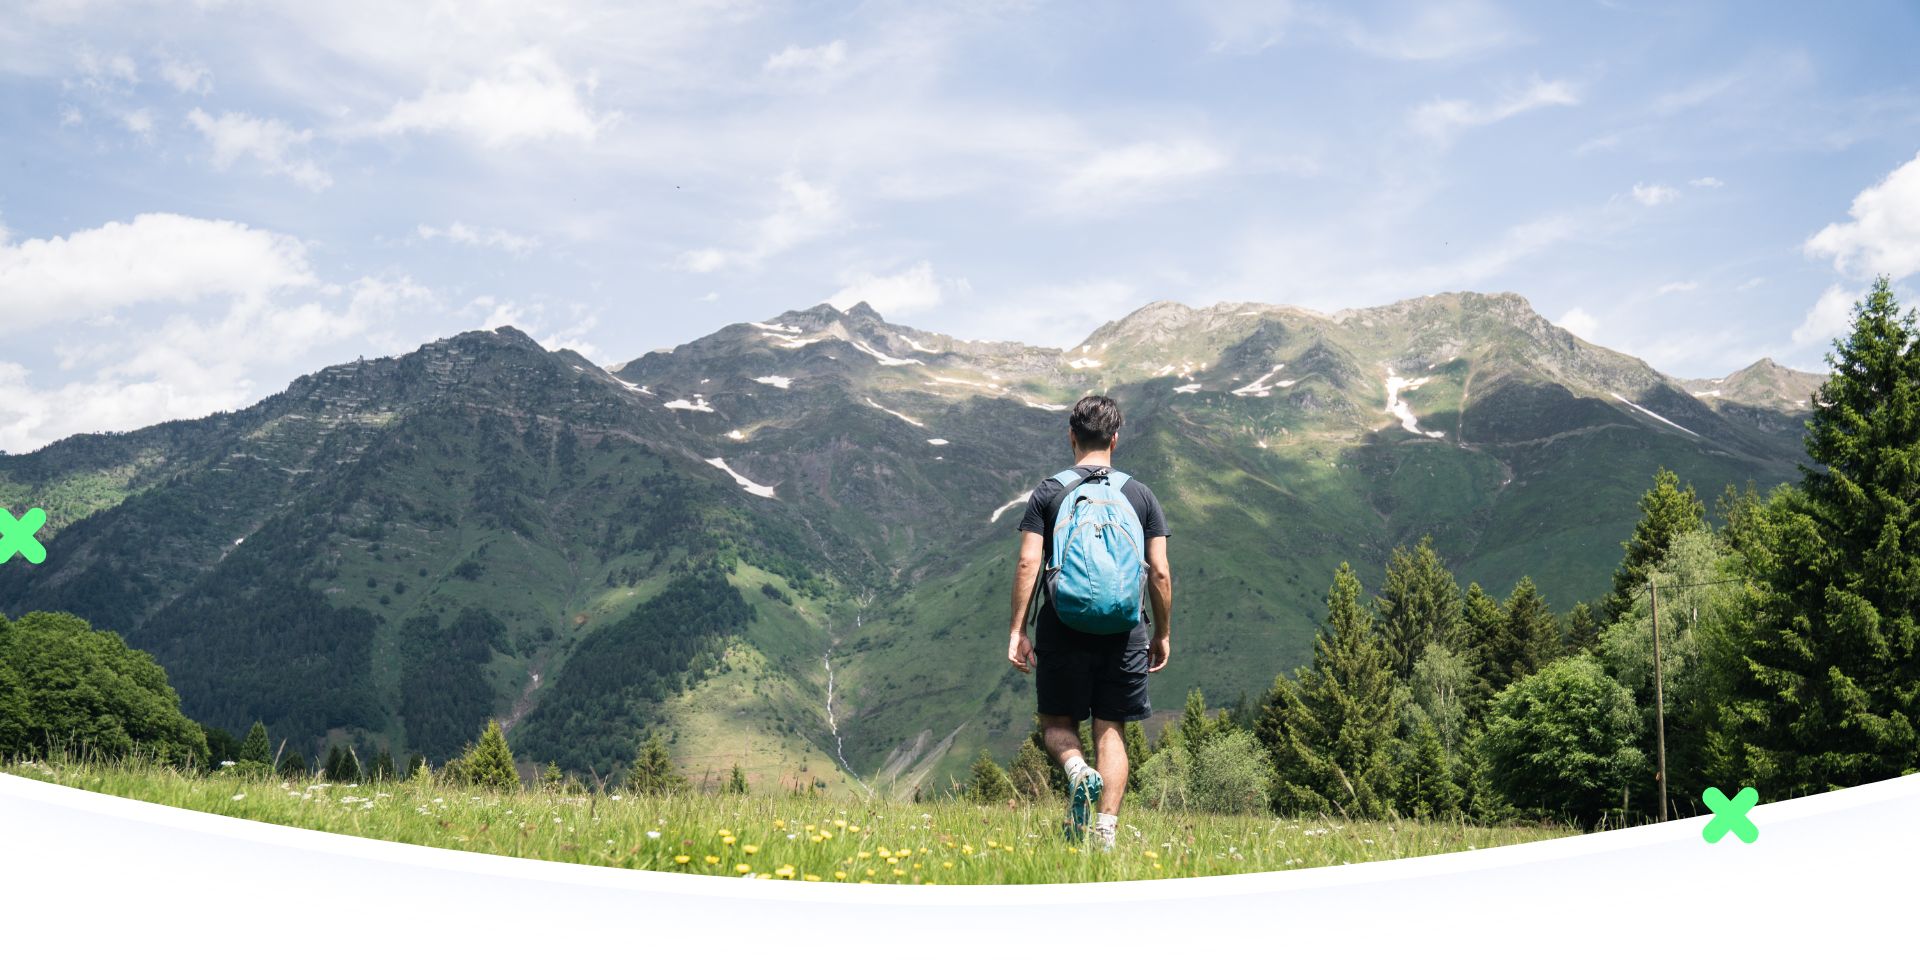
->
[[753, 375, 793, 389], [726, 429, 747, 440], [1173, 383, 1203, 394], [665, 395, 716, 413], [990, 496, 1027, 523], [927, 438, 949, 446], [1024, 399, 1068, 412], [865, 397, 926, 427], [1232, 364, 1288, 397], [851, 340, 924, 366], [1610, 393, 1700, 437], [615, 378, 654, 396], [748, 321, 803, 335], [1068, 357, 1102, 369], [1385, 368, 1445, 438], [705, 457, 776, 498], [902, 336, 937, 354]]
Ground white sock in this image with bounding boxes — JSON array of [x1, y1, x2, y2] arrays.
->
[[1095, 813, 1117, 833], [1063, 755, 1091, 783]]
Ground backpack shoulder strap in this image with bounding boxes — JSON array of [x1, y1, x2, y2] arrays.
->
[[1044, 467, 1109, 569]]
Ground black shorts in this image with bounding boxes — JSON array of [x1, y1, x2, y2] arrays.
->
[[1033, 605, 1152, 723]]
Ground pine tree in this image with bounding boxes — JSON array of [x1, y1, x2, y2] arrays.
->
[[459, 719, 520, 792], [323, 744, 346, 781], [1483, 578, 1557, 696], [1170, 688, 1218, 752], [724, 763, 750, 795], [1008, 739, 1055, 800], [964, 748, 1015, 804], [1604, 468, 1708, 622], [541, 761, 564, 793], [1727, 277, 1920, 795], [370, 748, 396, 782], [237, 721, 271, 765], [1256, 563, 1401, 819], [1375, 535, 1466, 678], [278, 749, 308, 779], [626, 734, 689, 796], [1460, 581, 1505, 716], [403, 753, 427, 779], [1563, 602, 1603, 654], [1398, 717, 1463, 819]]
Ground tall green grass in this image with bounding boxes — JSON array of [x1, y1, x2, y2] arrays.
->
[[4, 755, 1569, 885]]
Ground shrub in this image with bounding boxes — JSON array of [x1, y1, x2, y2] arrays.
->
[[1187, 731, 1275, 815], [1136, 743, 1190, 811], [1483, 655, 1644, 826]]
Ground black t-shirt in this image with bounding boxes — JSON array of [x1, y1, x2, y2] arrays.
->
[[1017, 464, 1170, 648]]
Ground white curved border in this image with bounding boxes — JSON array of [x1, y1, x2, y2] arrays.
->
[[2, 772, 1912, 960]]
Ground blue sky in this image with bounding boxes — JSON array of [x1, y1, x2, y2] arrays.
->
[[2, 0, 1918, 452]]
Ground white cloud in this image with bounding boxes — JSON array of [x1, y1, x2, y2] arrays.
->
[[416, 222, 538, 255], [187, 108, 332, 190], [0, 212, 314, 333], [1689, 176, 1724, 189], [676, 171, 845, 273], [1056, 138, 1230, 209], [1793, 284, 1862, 347], [1804, 149, 1920, 280], [1196, 0, 1517, 61], [119, 107, 153, 136], [1631, 182, 1680, 206], [74, 48, 137, 90], [765, 40, 847, 73], [1656, 280, 1698, 295], [371, 47, 610, 147], [697, 291, 719, 302], [958, 278, 1142, 346], [826, 261, 968, 317], [1559, 307, 1600, 340], [0, 274, 435, 454], [159, 58, 211, 95], [1411, 77, 1578, 143], [1737, 276, 1766, 291]]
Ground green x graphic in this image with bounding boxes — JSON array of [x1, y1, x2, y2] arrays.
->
[[0, 507, 47, 565], [1702, 786, 1759, 844]]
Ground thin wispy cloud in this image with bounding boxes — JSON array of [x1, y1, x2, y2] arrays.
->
[[1410, 77, 1579, 144]]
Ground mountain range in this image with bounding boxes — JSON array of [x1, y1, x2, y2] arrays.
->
[[0, 292, 1824, 794]]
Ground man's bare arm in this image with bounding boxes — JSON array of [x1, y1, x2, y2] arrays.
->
[[1007, 531, 1044, 672], [1145, 535, 1172, 671]]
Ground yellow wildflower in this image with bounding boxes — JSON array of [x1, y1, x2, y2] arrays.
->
[[886, 856, 898, 865], [805, 824, 817, 833], [704, 855, 720, 865], [833, 871, 847, 880], [858, 851, 872, 860], [877, 848, 891, 858], [721, 835, 736, 846], [849, 825, 860, 833], [804, 874, 822, 882], [775, 866, 796, 879], [742, 844, 760, 855], [833, 819, 847, 828], [673, 855, 691, 865], [1144, 850, 1159, 860], [773, 820, 787, 830], [810, 835, 825, 844], [718, 828, 733, 837], [735, 863, 752, 874], [942, 861, 954, 870]]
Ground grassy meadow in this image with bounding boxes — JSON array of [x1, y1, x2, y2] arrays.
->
[[5, 756, 1570, 885]]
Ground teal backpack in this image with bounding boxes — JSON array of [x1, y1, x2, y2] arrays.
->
[[1037, 467, 1147, 635]]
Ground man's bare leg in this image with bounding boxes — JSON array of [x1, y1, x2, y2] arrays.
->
[[1038, 713, 1085, 769], [1089, 718, 1128, 815]]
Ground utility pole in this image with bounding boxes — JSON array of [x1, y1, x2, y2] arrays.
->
[[1649, 577, 1669, 822]]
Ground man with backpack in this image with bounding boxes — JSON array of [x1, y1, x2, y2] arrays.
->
[[1007, 394, 1173, 851]]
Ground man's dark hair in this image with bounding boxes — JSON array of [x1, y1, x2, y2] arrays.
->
[[1070, 395, 1124, 450]]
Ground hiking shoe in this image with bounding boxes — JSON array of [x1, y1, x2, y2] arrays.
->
[[1065, 770, 1103, 842], [1093, 823, 1116, 852]]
